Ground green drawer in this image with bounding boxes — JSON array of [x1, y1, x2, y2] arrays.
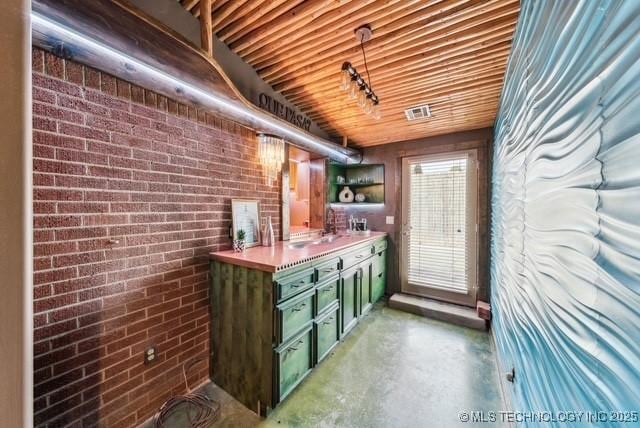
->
[[275, 267, 315, 303], [315, 274, 340, 316], [373, 238, 387, 255], [372, 249, 386, 276], [314, 303, 340, 364], [341, 244, 374, 270], [276, 288, 314, 344], [314, 257, 341, 283], [372, 269, 386, 303], [274, 325, 314, 403]]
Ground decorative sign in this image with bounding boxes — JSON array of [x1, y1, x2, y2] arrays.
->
[[258, 93, 311, 131]]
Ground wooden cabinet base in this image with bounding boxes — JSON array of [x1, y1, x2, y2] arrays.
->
[[210, 237, 386, 414]]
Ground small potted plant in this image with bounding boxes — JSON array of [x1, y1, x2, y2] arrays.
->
[[233, 229, 246, 252]]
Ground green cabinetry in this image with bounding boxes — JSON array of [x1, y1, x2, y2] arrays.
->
[[314, 303, 340, 364], [210, 236, 387, 415], [341, 265, 360, 336], [360, 259, 373, 316], [274, 325, 314, 402]]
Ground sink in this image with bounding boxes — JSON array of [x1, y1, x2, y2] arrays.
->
[[287, 234, 343, 249], [287, 241, 315, 249], [317, 234, 342, 244]]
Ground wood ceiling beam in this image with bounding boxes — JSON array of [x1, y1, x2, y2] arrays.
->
[[310, 75, 506, 119], [256, 0, 479, 80], [242, 0, 417, 62], [287, 48, 510, 107], [276, 29, 514, 95], [258, 0, 508, 80], [228, 0, 342, 53], [175, 0, 518, 145], [310, 88, 504, 136], [216, 0, 293, 42], [208, 0, 252, 29], [247, 0, 430, 69], [182, 0, 200, 13], [283, 42, 511, 102], [319, 95, 503, 128], [269, 9, 518, 90], [200, 0, 213, 57]]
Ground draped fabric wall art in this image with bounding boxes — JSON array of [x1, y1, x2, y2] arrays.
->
[[491, 0, 640, 423]]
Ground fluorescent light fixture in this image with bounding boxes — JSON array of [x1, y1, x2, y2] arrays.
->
[[31, 13, 357, 162]]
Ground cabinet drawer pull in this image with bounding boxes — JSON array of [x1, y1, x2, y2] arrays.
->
[[322, 317, 334, 325], [355, 254, 364, 259], [291, 303, 307, 312], [287, 340, 304, 353], [321, 286, 334, 293], [291, 279, 307, 288], [321, 267, 336, 273]]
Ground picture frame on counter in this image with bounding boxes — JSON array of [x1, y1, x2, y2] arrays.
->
[[231, 199, 262, 248]]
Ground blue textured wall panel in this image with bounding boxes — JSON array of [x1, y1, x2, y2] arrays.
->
[[491, 0, 640, 423]]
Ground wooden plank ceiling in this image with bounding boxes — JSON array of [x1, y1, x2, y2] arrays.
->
[[180, 0, 520, 147]]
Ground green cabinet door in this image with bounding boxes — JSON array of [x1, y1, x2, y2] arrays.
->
[[360, 260, 373, 315], [274, 325, 314, 403], [341, 265, 359, 337], [314, 303, 340, 364], [372, 249, 386, 303]]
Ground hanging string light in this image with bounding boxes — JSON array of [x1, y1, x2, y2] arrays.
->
[[339, 25, 381, 120], [257, 133, 285, 185]]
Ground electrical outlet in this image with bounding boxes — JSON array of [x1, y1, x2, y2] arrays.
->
[[386, 216, 394, 225], [144, 346, 158, 365]]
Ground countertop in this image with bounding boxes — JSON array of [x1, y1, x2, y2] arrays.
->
[[210, 232, 386, 273]]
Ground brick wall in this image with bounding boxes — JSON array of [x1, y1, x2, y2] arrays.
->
[[31, 48, 280, 427]]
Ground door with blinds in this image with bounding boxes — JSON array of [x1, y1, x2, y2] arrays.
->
[[400, 151, 478, 307]]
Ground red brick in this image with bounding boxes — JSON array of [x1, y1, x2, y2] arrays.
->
[[34, 267, 77, 286], [33, 116, 57, 132], [100, 73, 117, 96], [34, 130, 85, 150], [34, 102, 84, 124], [58, 94, 109, 116], [59, 122, 109, 142], [33, 49, 45, 72], [44, 52, 65, 78], [131, 84, 145, 104], [33, 86, 56, 104], [116, 79, 131, 99], [54, 227, 107, 241], [31, 49, 282, 427], [65, 61, 84, 85], [34, 215, 82, 229], [56, 148, 109, 165], [33, 73, 82, 97]]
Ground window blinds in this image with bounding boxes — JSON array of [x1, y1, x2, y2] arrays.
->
[[406, 154, 471, 294]]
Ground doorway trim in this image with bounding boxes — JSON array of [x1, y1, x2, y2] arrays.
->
[[399, 149, 479, 307]]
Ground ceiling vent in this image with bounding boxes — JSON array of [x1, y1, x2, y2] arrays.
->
[[405, 104, 432, 121]]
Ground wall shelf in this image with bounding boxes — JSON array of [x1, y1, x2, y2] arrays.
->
[[328, 163, 385, 204]]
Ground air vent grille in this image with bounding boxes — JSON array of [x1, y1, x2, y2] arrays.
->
[[405, 104, 432, 121]]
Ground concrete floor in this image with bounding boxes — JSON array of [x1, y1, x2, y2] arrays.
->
[[159, 303, 506, 427]]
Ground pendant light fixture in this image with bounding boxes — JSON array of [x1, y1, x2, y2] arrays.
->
[[340, 25, 381, 120], [257, 133, 285, 185]]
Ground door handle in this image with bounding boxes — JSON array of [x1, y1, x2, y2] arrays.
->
[[291, 303, 307, 312]]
